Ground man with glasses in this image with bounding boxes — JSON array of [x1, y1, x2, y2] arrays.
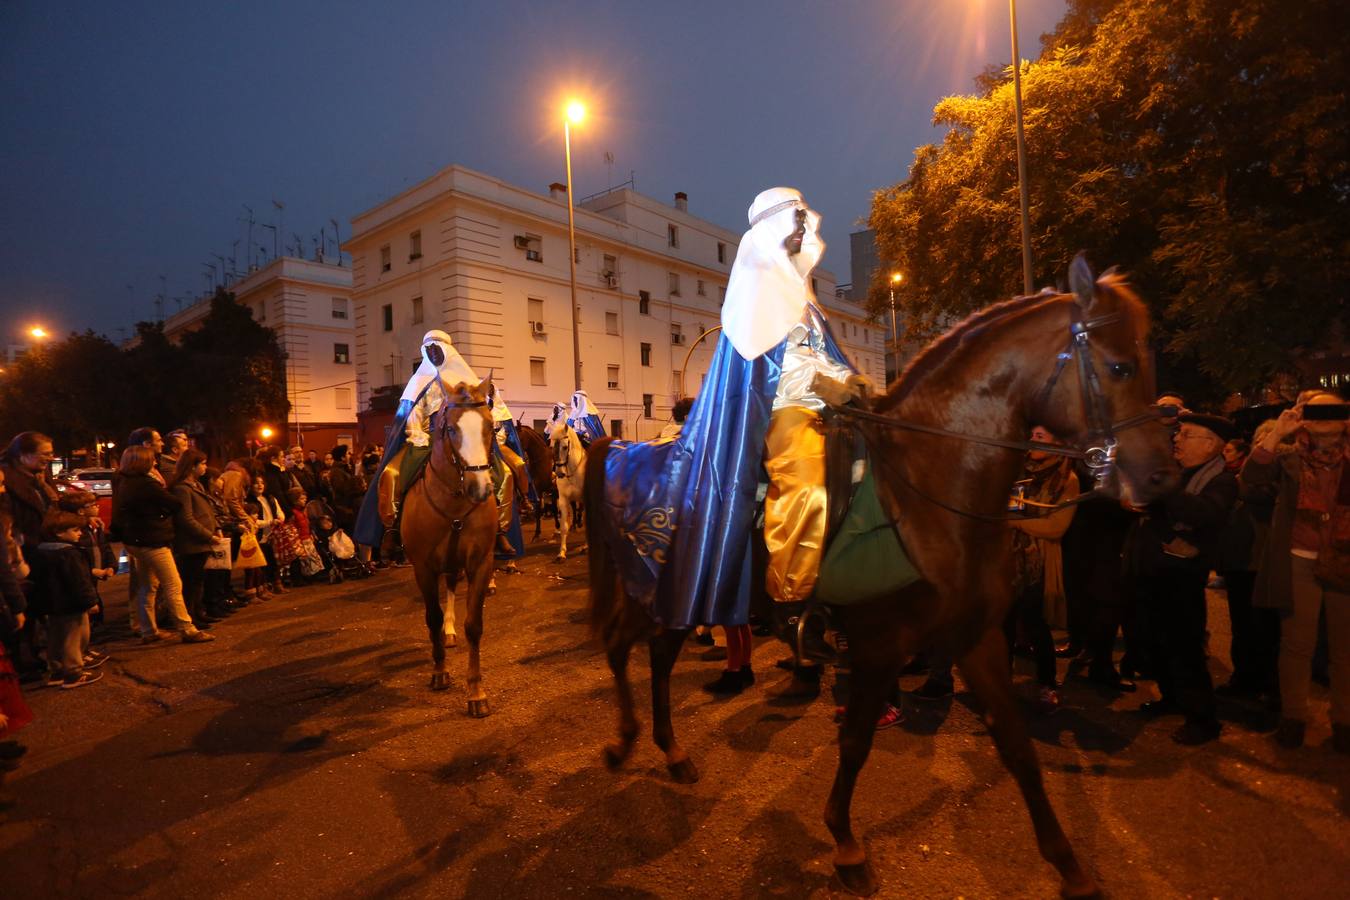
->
[[1130, 412, 1238, 744]]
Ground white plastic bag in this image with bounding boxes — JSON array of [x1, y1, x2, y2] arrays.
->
[[328, 529, 356, 560]]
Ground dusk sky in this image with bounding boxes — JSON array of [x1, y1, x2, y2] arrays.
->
[[1, 0, 1067, 341]]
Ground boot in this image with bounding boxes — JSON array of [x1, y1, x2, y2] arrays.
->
[[378, 449, 404, 528]]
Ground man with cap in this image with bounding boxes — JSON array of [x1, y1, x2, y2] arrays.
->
[[354, 330, 478, 550], [1130, 411, 1239, 744]]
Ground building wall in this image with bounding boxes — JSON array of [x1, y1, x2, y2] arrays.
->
[[346, 165, 885, 442]]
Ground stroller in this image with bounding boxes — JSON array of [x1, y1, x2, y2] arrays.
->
[[312, 513, 373, 583]]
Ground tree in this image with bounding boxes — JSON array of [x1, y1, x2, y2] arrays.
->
[[0, 331, 130, 452], [870, 0, 1350, 402]]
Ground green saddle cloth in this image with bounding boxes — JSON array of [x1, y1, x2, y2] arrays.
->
[[816, 465, 921, 606]]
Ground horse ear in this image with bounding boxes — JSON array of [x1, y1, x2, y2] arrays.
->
[[479, 374, 493, 397], [1068, 252, 1096, 308]]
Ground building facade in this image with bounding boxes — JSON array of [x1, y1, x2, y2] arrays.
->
[[345, 164, 884, 444], [160, 257, 357, 451]]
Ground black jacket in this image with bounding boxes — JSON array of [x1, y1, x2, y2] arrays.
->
[[112, 474, 182, 548], [30, 540, 100, 617], [1130, 461, 1239, 576], [171, 479, 218, 555], [0, 461, 56, 555]]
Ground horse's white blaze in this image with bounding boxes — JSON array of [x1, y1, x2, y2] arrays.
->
[[456, 408, 489, 467]]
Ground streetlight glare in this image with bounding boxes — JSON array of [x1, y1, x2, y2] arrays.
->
[[29, 325, 48, 339], [260, 426, 274, 440], [890, 272, 904, 284], [565, 100, 586, 124]]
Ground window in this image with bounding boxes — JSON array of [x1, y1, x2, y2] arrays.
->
[[528, 298, 545, 335], [667, 272, 680, 296], [640, 342, 652, 367], [604, 311, 619, 335], [382, 304, 393, 332], [334, 343, 350, 364], [603, 253, 617, 275], [409, 230, 422, 260], [668, 224, 679, 248], [697, 279, 706, 297], [529, 357, 546, 385], [331, 296, 348, 320], [863, 327, 869, 342], [515, 233, 543, 262], [335, 387, 353, 410], [380, 245, 391, 272], [256, 302, 266, 322], [411, 296, 423, 325], [639, 290, 651, 315], [610, 420, 624, 438], [643, 393, 654, 418], [671, 324, 683, 345], [672, 369, 682, 392], [607, 365, 620, 389], [717, 242, 726, 264]]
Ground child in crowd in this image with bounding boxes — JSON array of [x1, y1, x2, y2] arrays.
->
[[58, 491, 116, 630], [287, 488, 325, 582], [33, 511, 106, 689]]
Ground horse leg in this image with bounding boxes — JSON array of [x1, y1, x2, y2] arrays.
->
[[649, 627, 698, 783], [958, 626, 1098, 898], [464, 562, 491, 717], [555, 494, 571, 562], [441, 575, 457, 647], [824, 651, 899, 896], [418, 565, 451, 691], [602, 630, 640, 770]]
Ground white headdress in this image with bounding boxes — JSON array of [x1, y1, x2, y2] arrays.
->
[[569, 389, 599, 419], [719, 187, 826, 361], [490, 385, 514, 424], [400, 329, 478, 403]]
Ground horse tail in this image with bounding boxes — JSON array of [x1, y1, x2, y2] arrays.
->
[[583, 437, 623, 638]]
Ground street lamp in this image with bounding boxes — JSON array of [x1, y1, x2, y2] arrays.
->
[[260, 426, 274, 441], [563, 99, 586, 391], [1008, 0, 1034, 295], [28, 325, 48, 340], [888, 272, 903, 347]]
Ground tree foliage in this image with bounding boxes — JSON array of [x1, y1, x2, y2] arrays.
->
[[0, 288, 289, 460], [869, 0, 1350, 401]]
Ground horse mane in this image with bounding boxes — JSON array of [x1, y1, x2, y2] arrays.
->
[[877, 272, 1139, 413]]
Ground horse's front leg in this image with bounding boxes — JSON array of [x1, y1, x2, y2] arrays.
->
[[418, 564, 451, 691], [649, 627, 697, 783], [602, 625, 640, 770], [464, 554, 492, 718], [555, 494, 571, 562], [440, 575, 457, 647], [958, 626, 1097, 898]]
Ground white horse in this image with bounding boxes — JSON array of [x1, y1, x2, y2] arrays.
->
[[549, 421, 587, 561]]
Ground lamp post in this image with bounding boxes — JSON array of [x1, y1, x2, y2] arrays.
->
[[563, 99, 585, 391], [887, 272, 903, 346], [1009, 0, 1034, 295]]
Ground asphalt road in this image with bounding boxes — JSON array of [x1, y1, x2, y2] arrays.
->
[[2, 540, 1346, 899]]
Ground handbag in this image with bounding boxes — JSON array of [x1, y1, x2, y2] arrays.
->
[[205, 536, 232, 571], [328, 529, 356, 560], [235, 530, 267, 569]]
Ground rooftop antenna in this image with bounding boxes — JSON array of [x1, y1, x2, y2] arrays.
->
[[604, 150, 614, 189], [241, 205, 255, 270], [318, 225, 326, 263], [312, 234, 320, 262], [272, 199, 285, 257], [329, 218, 341, 264], [292, 232, 304, 257], [203, 261, 217, 290], [230, 239, 241, 277], [256, 244, 269, 266], [212, 253, 227, 287], [258, 223, 277, 260]]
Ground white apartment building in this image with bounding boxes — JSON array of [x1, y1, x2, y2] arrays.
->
[[160, 256, 358, 450], [345, 164, 884, 443]]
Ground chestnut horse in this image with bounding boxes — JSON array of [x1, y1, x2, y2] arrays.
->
[[516, 423, 559, 540], [400, 379, 498, 717], [584, 258, 1179, 896]]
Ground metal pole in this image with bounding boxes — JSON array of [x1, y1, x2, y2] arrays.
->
[[889, 287, 898, 346], [1009, 0, 1034, 296], [565, 119, 582, 391]]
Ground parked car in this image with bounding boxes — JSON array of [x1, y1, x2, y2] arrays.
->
[[56, 467, 115, 523]]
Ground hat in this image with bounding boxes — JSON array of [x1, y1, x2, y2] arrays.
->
[[1178, 413, 1236, 443], [331, 445, 349, 460]]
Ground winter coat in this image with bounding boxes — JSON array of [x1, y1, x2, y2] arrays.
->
[[30, 540, 100, 617], [1242, 446, 1337, 614], [1129, 461, 1238, 577], [220, 462, 254, 527], [0, 461, 56, 555], [171, 479, 218, 555], [0, 517, 26, 632], [112, 473, 182, 548]]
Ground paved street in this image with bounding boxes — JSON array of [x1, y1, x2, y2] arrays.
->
[[2, 539, 1346, 899]]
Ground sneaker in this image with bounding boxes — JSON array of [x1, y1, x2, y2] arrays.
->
[[701, 669, 747, 696], [181, 630, 216, 644], [1037, 686, 1063, 716], [61, 671, 103, 690], [141, 631, 167, 644], [83, 652, 110, 670], [875, 703, 905, 730]]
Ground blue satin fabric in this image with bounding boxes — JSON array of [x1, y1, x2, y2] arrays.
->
[[572, 414, 606, 443], [600, 307, 854, 628], [493, 441, 525, 559], [354, 398, 414, 547], [499, 420, 537, 503]]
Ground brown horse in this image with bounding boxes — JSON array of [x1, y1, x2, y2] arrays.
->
[[584, 258, 1179, 896], [399, 378, 498, 717], [516, 423, 558, 540]]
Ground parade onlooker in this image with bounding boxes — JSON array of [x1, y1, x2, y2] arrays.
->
[[0, 432, 58, 560], [112, 446, 214, 644], [326, 446, 360, 533], [56, 490, 114, 631], [1132, 412, 1238, 745], [203, 467, 246, 615], [0, 490, 34, 762], [32, 511, 104, 688], [159, 429, 188, 481], [288, 446, 319, 502], [244, 476, 287, 596], [1006, 425, 1080, 715], [1243, 394, 1350, 753], [126, 428, 166, 484], [702, 624, 754, 695], [168, 450, 220, 631]]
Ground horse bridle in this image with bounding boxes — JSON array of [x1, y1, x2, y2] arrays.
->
[[434, 385, 492, 499], [837, 299, 1166, 518], [552, 425, 578, 479]]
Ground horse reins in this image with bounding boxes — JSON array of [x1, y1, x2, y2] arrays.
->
[[423, 378, 493, 528]]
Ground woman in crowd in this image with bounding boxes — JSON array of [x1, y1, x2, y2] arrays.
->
[[1244, 393, 1350, 752], [110, 446, 213, 644], [203, 468, 246, 614], [244, 475, 287, 596], [0, 475, 33, 773], [168, 450, 221, 631]]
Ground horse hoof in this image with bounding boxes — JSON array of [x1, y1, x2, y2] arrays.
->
[[602, 742, 631, 771], [467, 698, 491, 718], [554, 555, 566, 564], [834, 860, 878, 896], [430, 672, 451, 691], [666, 757, 700, 784], [444, 632, 457, 648]]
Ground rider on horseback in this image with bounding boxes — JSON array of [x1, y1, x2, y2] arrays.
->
[[549, 390, 605, 446], [487, 385, 534, 560]]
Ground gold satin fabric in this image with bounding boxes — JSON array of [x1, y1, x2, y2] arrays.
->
[[491, 451, 516, 531], [764, 406, 828, 602]]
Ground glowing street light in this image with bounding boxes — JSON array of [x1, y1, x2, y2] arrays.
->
[[888, 272, 904, 347], [562, 98, 588, 391], [28, 325, 49, 340], [260, 426, 274, 441]]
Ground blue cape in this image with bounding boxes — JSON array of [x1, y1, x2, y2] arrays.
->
[[600, 310, 852, 628], [571, 413, 606, 443], [354, 397, 414, 547]]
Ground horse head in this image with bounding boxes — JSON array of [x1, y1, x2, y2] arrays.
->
[[435, 377, 495, 504], [1031, 254, 1179, 506]]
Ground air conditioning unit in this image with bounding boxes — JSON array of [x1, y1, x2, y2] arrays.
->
[[671, 333, 685, 345], [607, 380, 619, 390], [605, 274, 619, 288], [531, 320, 546, 335], [526, 249, 542, 262], [513, 235, 531, 249]]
